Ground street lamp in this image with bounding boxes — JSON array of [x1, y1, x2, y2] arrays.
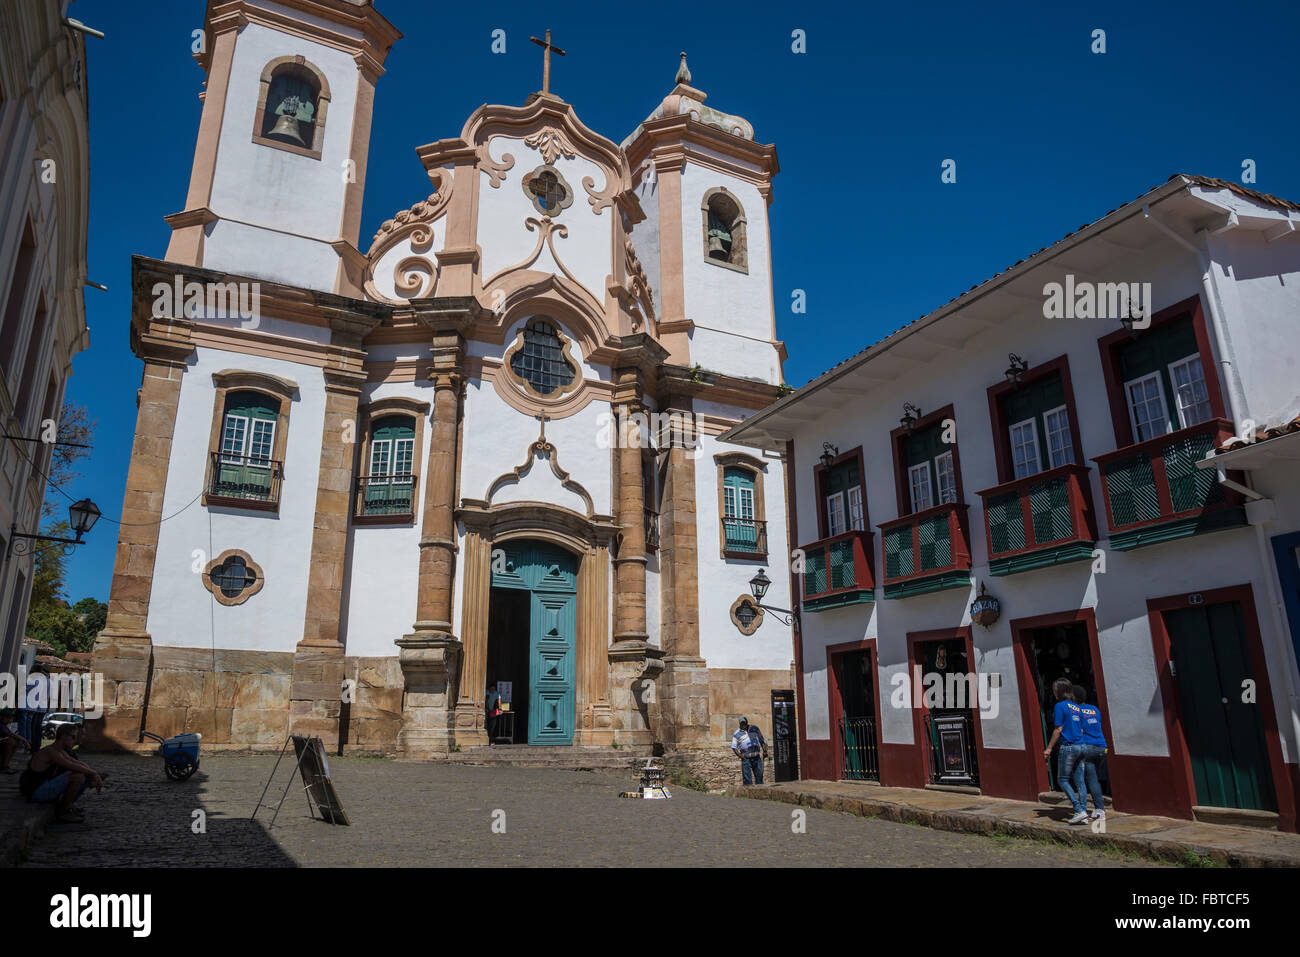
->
[[1004, 353, 1029, 389], [68, 498, 101, 541], [746, 568, 797, 629], [900, 403, 921, 434], [819, 443, 838, 470], [7, 497, 103, 558]]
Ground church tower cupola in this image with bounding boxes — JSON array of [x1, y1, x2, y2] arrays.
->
[[163, 0, 401, 296]]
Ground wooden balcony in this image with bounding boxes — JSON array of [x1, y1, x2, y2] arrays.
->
[[1092, 418, 1245, 551], [722, 517, 768, 559], [878, 502, 972, 599], [975, 463, 1096, 576], [354, 474, 418, 524], [206, 451, 282, 511], [800, 528, 874, 612]]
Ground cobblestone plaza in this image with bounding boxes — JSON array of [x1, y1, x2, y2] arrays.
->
[[21, 754, 1164, 867]]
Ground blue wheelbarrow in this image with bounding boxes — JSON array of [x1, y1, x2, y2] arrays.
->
[[141, 731, 202, 781]]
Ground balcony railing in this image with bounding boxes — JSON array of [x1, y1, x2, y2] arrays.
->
[[878, 502, 972, 599], [644, 507, 660, 551], [722, 517, 768, 558], [355, 474, 418, 522], [207, 451, 282, 510], [800, 528, 874, 611], [975, 463, 1095, 576], [1092, 418, 1244, 550]]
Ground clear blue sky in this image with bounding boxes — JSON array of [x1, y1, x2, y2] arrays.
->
[[59, 0, 1300, 602]]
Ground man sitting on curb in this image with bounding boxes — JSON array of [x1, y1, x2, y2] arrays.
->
[[732, 716, 768, 786], [19, 724, 107, 822]]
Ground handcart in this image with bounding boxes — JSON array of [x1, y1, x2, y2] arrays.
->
[[140, 730, 202, 781]]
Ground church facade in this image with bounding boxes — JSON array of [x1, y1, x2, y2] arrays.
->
[[90, 0, 795, 774]]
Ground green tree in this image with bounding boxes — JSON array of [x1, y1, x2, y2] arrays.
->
[[24, 400, 98, 651]]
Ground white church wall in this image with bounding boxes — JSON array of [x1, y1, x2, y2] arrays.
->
[[629, 168, 662, 313], [692, 427, 794, 672], [341, 379, 436, 657], [204, 22, 359, 289], [787, 271, 1296, 767], [476, 135, 612, 302], [146, 346, 325, 653]]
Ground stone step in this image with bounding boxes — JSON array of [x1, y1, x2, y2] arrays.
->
[[444, 746, 652, 771]]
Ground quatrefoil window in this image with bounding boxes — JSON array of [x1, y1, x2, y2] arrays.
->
[[521, 164, 573, 216]]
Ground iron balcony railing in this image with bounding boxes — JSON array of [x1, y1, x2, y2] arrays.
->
[[878, 502, 972, 596], [975, 463, 1096, 575], [1091, 418, 1243, 549], [644, 507, 660, 551], [722, 517, 768, 557], [800, 528, 874, 610], [355, 474, 418, 520], [839, 716, 880, 782], [208, 451, 282, 509]]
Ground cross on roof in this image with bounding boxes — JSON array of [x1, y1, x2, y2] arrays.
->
[[530, 28, 565, 95]]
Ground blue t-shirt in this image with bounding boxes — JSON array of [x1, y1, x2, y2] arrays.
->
[[1077, 702, 1107, 748], [1052, 700, 1083, 744]]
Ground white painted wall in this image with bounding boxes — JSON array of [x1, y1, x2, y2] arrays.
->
[[147, 344, 325, 652]]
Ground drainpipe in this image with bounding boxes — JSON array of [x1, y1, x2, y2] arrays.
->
[[1141, 205, 1251, 430]]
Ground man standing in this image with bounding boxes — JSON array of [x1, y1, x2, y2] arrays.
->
[[732, 716, 768, 786], [1042, 678, 1088, 824], [1071, 683, 1108, 823]]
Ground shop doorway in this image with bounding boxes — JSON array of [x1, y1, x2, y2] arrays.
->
[[1024, 621, 1109, 795]]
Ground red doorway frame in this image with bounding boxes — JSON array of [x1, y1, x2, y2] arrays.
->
[[825, 638, 883, 783], [1147, 583, 1296, 831], [905, 628, 988, 789], [1010, 608, 1114, 799]]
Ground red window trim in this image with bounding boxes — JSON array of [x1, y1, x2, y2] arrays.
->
[[825, 638, 883, 784], [888, 403, 963, 518], [985, 354, 1086, 486], [1096, 294, 1227, 450], [904, 627, 988, 781], [813, 445, 869, 540]]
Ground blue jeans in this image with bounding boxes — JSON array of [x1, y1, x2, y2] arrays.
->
[[1072, 743, 1106, 813], [741, 755, 764, 785], [1057, 743, 1087, 814], [32, 771, 90, 804]]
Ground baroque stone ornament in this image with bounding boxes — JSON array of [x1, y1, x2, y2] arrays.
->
[[524, 128, 576, 165]]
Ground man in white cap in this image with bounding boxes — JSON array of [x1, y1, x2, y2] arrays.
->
[[731, 716, 768, 785]]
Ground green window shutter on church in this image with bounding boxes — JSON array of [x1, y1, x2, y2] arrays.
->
[[723, 466, 758, 551], [216, 390, 278, 499], [365, 415, 416, 515]]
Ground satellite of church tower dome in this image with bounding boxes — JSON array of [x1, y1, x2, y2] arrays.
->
[[5, 0, 1300, 917]]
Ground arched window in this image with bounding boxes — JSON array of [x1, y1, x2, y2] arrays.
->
[[362, 415, 416, 517], [505, 319, 580, 398], [701, 187, 748, 272], [716, 453, 768, 559], [251, 56, 331, 159], [213, 390, 280, 503]]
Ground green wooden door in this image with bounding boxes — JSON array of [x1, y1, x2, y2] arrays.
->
[[491, 541, 577, 745], [1166, 602, 1277, 811]]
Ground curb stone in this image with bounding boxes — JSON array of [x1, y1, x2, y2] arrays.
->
[[729, 786, 1299, 868]]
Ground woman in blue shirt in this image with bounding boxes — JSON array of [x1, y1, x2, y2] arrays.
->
[[1071, 684, 1108, 823], [1042, 678, 1088, 824]]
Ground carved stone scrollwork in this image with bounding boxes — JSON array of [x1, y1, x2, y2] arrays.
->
[[480, 143, 516, 187], [524, 129, 576, 165], [623, 237, 656, 327]]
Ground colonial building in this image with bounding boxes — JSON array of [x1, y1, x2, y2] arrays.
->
[[0, 1, 92, 675], [726, 175, 1300, 830], [90, 0, 794, 777]]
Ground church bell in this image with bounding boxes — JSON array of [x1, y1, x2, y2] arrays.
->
[[268, 112, 305, 145]]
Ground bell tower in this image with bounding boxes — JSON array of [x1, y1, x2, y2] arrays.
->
[[163, 0, 400, 296]]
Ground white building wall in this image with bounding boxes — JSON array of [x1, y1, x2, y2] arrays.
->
[[790, 269, 1298, 768], [146, 344, 325, 653]]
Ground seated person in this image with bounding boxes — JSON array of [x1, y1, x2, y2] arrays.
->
[[1, 708, 28, 773], [19, 724, 106, 822]]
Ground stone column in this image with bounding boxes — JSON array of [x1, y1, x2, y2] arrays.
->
[[397, 297, 478, 754], [90, 272, 196, 749], [576, 540, 617, 746], [612, 368, 649, 647], [291, 307, 383, 747], [656, 375, 710, 749]]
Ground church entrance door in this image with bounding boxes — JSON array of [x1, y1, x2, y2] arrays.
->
[[488, 541, 578, 745]]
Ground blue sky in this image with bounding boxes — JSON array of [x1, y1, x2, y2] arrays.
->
[[59, 0, 1300, 601]]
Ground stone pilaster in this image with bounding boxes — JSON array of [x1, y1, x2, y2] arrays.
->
[[90, 262, 196, 749], [398, 297, 478, 754], [291, 304, 385, 747], [655, 370, 711, 749]]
